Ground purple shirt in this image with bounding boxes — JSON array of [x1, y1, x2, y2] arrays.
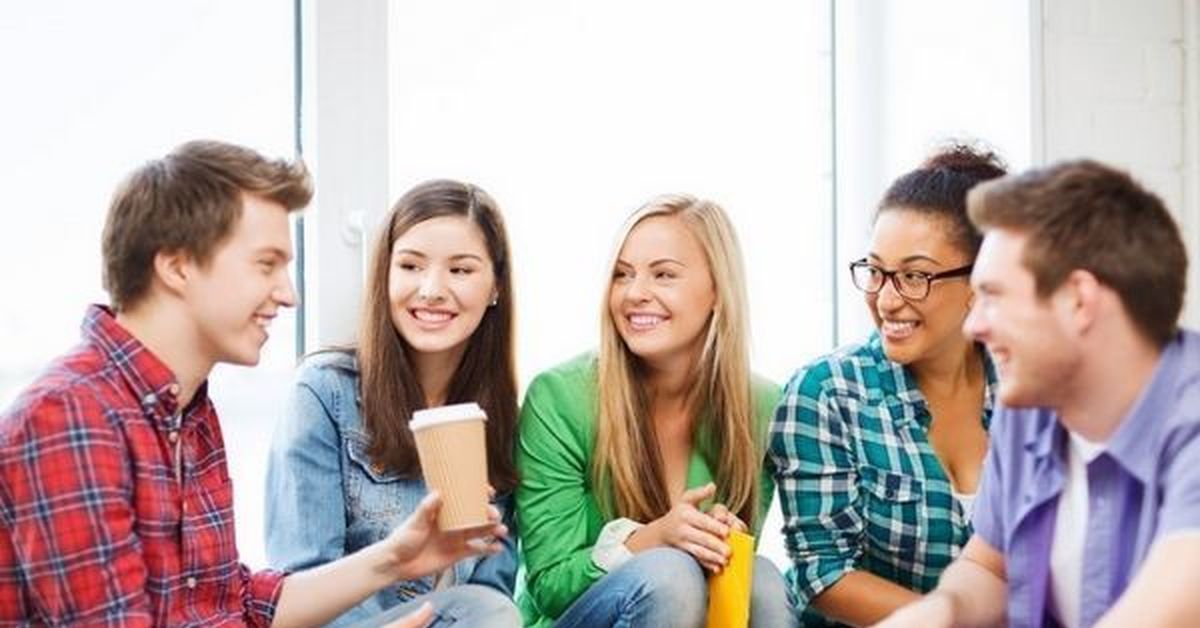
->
[[973, 329, 1200, 628]]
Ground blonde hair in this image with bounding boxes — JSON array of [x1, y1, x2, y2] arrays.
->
[[593, 194, 762, 526]]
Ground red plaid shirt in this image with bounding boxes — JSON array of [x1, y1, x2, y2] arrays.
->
[[0, 306, 285, 626]]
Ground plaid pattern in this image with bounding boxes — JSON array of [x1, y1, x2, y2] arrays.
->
[[0, 305, 284, 626], [770, 332, 996, 624]]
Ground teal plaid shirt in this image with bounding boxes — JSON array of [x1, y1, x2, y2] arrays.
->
[[770, 332, 997, 625]]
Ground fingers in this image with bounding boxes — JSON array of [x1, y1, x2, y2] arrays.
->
[[414, 491, 443, 525], [709, 503, 748, 534], [679, 540, 729, 573], [487, 484, 497, 501], [682, 506, 730, 539], [382, 602, 434, 628], [679, 482, 717, 507]]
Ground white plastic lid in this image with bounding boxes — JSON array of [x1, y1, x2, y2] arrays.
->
[[409, 402, 487, 430]]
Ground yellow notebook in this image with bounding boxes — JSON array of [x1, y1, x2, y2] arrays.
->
[[706, 531, 755, 628]]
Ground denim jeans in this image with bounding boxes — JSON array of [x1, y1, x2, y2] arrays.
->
[[553, 547, 799, 628], [347, 584, 521, 628]]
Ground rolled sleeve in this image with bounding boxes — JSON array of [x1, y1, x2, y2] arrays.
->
[[770, 371, 863, 606], [243, 565, 286, 626]]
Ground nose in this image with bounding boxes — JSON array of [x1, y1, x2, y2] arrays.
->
[[625, 273, 652, 303], [418, 269, 447, 302], [874, 275, 906, 312], [962, 300, 986, 341], [276, 272, 298, 308]]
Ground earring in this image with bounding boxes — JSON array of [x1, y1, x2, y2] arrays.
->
[[489, 295, 499, 307]]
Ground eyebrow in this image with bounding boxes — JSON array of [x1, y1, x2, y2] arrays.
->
[[255, 246, 292, 262], [393, 249, 485, 263], [867, 252, 942, 265], [615, 257, 686, 268]]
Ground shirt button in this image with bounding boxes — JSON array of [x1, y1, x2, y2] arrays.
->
[[186, 576, 197, 589], [168, 383, 181, 396], [168, 431, 179, 443], [142, 393, 157, 406]]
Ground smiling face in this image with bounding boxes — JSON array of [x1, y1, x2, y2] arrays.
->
[[865, 209, 976, 368], [185, 193, 296, 367], [608, 215, 717, 369], [388, 215, 497, 363], [964, 228, 1080, 407]]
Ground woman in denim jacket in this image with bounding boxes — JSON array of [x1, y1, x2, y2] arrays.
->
[[265, 180, 521, 627]]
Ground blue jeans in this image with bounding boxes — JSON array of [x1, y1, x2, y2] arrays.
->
[[553, 547, 799, 628], [347, 584, 521, 628]]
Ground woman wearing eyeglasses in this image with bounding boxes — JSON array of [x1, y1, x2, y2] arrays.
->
[[770, 144, 1006, 627]]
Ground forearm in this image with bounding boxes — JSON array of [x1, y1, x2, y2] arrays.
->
[[812, 570, 922, 626], [888, 559, 1008, 628], [271, 541, 399, 628]]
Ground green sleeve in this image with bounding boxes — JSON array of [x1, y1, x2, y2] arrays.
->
[[752, 375, 783, 537], [516, 363, 606, 620]]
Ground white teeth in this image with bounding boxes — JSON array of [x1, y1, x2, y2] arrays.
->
[[628, 314, 665, 329], [882, 320, 917, 336], [414, 310, 453, 323]]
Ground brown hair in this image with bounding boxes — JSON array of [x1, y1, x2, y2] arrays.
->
[[967, 159, 1188, 347], [594, 194, 763, 527], [357, 179, 519, 492], [102, 139, 312, 310], [877, 142, 1007, 257]]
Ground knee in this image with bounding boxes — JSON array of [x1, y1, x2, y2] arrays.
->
[[439, 584, 520, 627], [625, 548, 707, 623], [750, 556, 798, 628]]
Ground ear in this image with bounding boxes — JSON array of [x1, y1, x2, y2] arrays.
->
[[1058, 269, 1102, 334], [152, 248, 194, 297]]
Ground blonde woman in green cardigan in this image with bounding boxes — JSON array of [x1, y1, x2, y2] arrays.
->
[[516, 195, 798, 628]]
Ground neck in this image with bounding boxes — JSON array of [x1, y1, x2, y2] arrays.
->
[[642, 350, 701, 420], [1058, 332, 1162, 442], [412, 346, 466, 408], [115, 300, 213, 408], [910, 339, 982, 399]]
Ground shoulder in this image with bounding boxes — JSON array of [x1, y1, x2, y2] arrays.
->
[[1, 346, 123, 462], [781, 335, 884, 402], [295, 350, 359, 393], [525, 352, 598, 404]]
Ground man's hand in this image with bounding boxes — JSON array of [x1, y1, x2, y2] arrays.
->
[[870, 592, 955, 628], [384, 491, 507, 581]]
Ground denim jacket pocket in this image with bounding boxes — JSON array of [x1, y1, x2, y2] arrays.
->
[[859, 466, 926, 558], [344, 431, 410, 517]]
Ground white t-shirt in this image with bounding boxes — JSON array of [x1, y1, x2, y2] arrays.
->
[[1048, 432, 1106, 628], [953, 490, 977, 523]]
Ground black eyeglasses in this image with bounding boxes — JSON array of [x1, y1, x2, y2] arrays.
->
[[848, 259, 973, 301]]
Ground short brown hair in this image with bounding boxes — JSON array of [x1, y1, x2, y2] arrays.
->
[[102, 140, 312, 310], [967, 159, 1188, 346]]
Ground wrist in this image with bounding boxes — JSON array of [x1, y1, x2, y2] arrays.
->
[[624, 519, 659, 553]]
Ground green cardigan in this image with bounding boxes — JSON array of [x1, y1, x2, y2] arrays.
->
[[515, 353, 782, 627]]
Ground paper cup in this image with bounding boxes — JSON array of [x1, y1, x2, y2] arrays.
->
[[410, 402, 490, 530], [706, 531, 755, 628]]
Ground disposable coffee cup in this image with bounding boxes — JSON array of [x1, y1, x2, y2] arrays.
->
[[410, 402, 490, 530]]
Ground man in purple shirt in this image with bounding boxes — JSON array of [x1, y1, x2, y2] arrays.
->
[[876, 160, 1200, 628]]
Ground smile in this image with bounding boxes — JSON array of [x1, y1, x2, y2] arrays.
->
[[626, 313, 667, 331], [410, 308, 457, 325], [881, 319, 919, 339]]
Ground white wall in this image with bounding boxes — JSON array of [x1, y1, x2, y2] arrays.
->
[[1036, 0, 1200, 326]]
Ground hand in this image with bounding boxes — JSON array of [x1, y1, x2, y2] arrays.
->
[[629, 483, 731, 573], [708, 503, 748, 534], [869, 592, 955, 628], [383, 491, 507, 581], [382, 602, 434, 628]]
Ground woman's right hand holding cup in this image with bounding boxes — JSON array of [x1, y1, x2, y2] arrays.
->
[[626, 482, 731, 573]]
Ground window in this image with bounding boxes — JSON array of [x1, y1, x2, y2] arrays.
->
[[0, 0, 296, 568]]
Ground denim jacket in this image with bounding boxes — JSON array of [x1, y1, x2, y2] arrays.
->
[[265, 350, 518, 627]]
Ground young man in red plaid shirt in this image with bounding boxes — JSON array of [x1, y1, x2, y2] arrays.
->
[[0, 140, 507, 627]]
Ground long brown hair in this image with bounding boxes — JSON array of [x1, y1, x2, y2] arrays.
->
[[593, 194, 762, 526], [357, 179, 518, 492]]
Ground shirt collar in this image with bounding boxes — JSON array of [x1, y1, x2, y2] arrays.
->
[[82, 304, 186, 423], [1102, 332, 1187, 483], [867, 331, 999, 430]]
